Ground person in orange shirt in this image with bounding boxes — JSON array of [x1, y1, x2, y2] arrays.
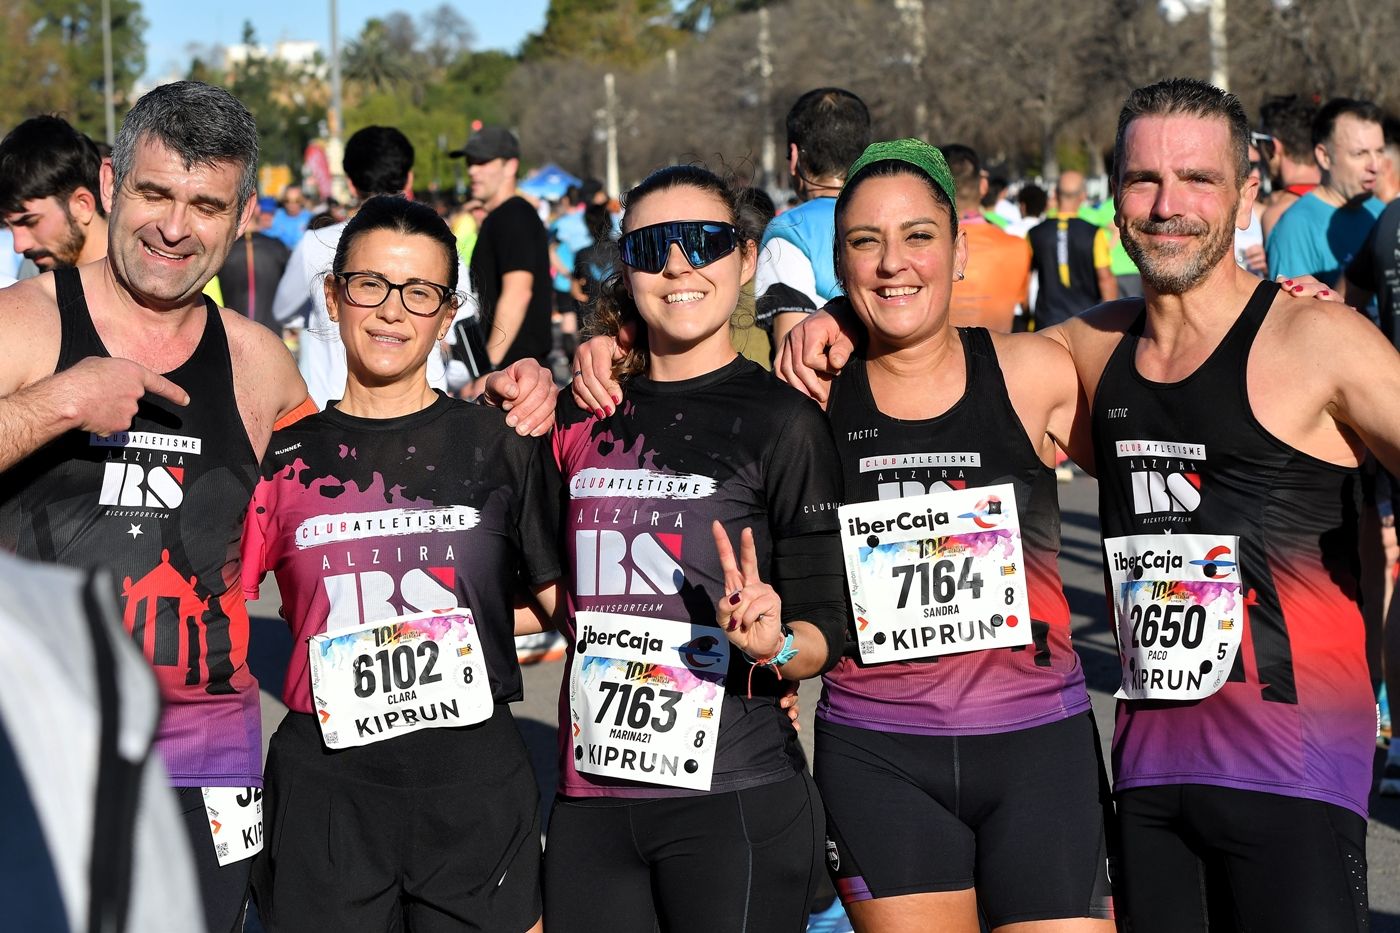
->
[[942, 145, 1031, 332]]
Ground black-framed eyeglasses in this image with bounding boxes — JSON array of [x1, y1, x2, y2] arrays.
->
[[333, 271, 456, 317], [618, 220, 739, 275]]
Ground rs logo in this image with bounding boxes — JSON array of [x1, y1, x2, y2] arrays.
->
[[323, 568, 455, 627], [99, 462, 185, 509], [878, 479, 966, 501], [575, 530, 684, 596], [1131, 471, 1201, 514]]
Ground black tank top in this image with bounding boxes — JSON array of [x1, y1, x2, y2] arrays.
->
[[819, 328, 1088, 734], [0, 267, 262, 787], [1091, 280, 1373, 816]]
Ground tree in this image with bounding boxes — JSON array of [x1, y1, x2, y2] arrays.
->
[[0, 0, 147, 139], [343, 17, 426, 98], [421, 3, 476, 70], [224, 22, 328, 172], [522, 0, 680, 67]]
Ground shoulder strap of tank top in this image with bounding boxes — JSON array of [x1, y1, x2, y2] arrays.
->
[[52, 266, 104, 370], [1238, 278, 1281, 333]]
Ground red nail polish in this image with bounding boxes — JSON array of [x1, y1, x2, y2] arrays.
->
[[1292, 285, 1303, 292], [612, 394, 622, 405], [1284, 279, 1293, 286], [595, 408, 606, 418], [606, 406, 615, 416], [729, 593, 741, 605], [1320, 290, 1330, 297]]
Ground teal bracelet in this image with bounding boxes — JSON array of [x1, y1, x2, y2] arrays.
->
[[755, 628, 799, 668]]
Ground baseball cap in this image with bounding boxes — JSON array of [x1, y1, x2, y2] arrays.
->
[[449, 126, 520, 164]]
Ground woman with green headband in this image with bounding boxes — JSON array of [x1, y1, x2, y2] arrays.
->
[[802, 139, 1115, 933]]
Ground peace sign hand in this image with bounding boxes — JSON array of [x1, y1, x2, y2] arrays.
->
[[712, 521, 785, 660]]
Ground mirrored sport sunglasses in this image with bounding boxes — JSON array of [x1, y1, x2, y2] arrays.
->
[[618, 220, 739, 274]]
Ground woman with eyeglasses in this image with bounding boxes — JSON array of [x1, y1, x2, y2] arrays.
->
[[242, 196, 558, 933], [543, 165, 847, 933]]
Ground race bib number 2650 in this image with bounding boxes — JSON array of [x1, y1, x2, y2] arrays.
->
[[1104, 534, 1243, 701]]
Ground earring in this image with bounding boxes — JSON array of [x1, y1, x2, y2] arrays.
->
[[954, 270, 966, 282]]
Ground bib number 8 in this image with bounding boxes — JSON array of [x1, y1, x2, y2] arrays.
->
[[892, 556, 984, 609], [1129, 602, 1206, 650], [352, 642, 443, 697]]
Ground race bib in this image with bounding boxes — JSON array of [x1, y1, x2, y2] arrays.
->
[[569, 611, 728, 791], [839, 484, 1032, 663], [308, 609, 493, 749], [202, 786, 262, 867], [1104, 534, 1243, 701]]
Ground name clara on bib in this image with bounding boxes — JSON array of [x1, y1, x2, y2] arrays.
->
[[308, 608, 493, 749], [839, 484, 1032, 663]]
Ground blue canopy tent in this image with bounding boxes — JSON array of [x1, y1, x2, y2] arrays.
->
[[517, 163, 582, 201]]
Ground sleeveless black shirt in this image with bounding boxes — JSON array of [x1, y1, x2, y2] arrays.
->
[[1091, 280, 1372, 816], [0, 268, 262, 787], [819, 328, 1088, 734]]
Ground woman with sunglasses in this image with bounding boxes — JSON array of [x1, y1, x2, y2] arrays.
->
[[544, 165, 848, 933], [242, 196, 559, 933], [572, 143, 1114, 932]]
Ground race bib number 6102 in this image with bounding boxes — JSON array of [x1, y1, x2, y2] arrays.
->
[[308, 609, 493, 749], [839, 484, 1032, 663]]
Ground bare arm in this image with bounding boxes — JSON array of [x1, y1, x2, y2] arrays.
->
[[486, 271, 535, 367], [0, 282, 190, 472], [514, 580, 564, 636], [224, 311, 311, 461], [1323, 310, 1400, 475]]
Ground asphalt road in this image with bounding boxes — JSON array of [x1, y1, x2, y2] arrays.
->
[[247, 474, 1400, 929]]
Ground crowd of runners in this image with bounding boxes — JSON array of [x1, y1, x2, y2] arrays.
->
[[0, 71, 1396, 933]]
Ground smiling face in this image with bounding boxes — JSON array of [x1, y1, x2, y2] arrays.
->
[[1115, 113, 1255, 295], [326, 227, 455, 392], [621, 183, 755, 365], [104, 136, 253, 307], [837, 171, 966, 351]]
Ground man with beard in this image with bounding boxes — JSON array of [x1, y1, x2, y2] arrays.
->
[[0, 82, 313, 933], [0, 115, 109, 271], [1049, 77, 1393, 932], [776, 78, 1397, 932]]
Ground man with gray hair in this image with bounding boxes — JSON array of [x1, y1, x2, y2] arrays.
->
[[0, 80, 314, 933]]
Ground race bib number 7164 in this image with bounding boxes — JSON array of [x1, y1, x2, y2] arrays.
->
[[839, 484, 1032, 663]]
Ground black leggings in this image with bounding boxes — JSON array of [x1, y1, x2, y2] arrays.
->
[[543, 771, 824, 933], [1117, 783, 1369, 933]]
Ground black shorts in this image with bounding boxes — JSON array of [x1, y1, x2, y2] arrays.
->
[[814, 713, 1114, 927], [176, 786, 253, 933], [1116, 783, 1369, 933], [252, 707, 542, 933], [543, 771, 824, 933]]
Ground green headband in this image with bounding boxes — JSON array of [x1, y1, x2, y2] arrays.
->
[[841, 138, 957, 213]]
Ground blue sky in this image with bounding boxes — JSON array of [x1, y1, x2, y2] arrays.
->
[[140, 0, 550, 80]]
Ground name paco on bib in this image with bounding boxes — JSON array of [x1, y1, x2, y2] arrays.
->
[[1104, 534, 1244, 701], [308, 609, 493, 749], [569, 611, 729, 791], [839, 484, 1032, 663]]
